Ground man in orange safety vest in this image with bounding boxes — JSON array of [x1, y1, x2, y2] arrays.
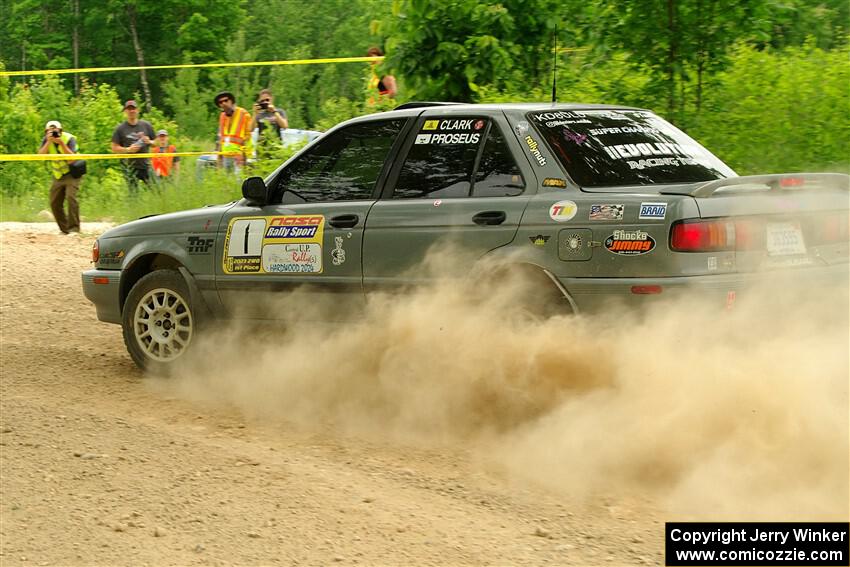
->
[[214, 90, 252, 173]]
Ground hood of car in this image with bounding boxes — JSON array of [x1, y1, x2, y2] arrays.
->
[[100, 202, 237, 239]]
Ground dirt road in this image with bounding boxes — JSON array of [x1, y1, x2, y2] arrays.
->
[[1, 223, 847, 566], [0, 224, 663, 565]]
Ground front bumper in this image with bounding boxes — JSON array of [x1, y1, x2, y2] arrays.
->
[[81, 269, 122, 324], [558, 262, 849, 313]]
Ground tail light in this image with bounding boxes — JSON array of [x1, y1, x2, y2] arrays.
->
[[673, 213, 848, 252], [670, 218, 766, 252], [670, 219, 735, 252], [92, 239, 100, 263], [779, 177, 805, 187], [813, 212, 849, 244]]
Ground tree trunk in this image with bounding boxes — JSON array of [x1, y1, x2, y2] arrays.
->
[[667, 0, 677, 120], [127, 4, 152, 111], [72, 0, 80, 94]]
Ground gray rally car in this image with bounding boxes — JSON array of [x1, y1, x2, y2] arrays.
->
[[82, 102, 849, 371]]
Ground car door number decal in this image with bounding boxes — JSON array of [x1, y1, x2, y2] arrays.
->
[[223, 215, 325, 274]]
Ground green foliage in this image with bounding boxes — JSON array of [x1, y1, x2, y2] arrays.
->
[[1, 160, 243, 223], [244, 0, 390, 127], [689, 41, 850, 174], [764, 0, 849, 49], [478, 51, 655, 109], [163, 66, 214, 140], [385, 0, 561, 101]]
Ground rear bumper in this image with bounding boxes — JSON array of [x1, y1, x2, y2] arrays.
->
[[557, 262, 849, 313], [81, 269, 122, 324]]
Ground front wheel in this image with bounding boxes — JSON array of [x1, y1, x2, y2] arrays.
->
[[122, 269, 196, 372]]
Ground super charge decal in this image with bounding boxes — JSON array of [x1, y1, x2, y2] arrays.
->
[[223, 215, 325, 274]]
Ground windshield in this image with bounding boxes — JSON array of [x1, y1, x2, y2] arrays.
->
[[527, 109, 735, 187]]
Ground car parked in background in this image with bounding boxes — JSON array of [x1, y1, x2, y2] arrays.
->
[[83, 102, 849, 370], [195, 128, 323, 175]]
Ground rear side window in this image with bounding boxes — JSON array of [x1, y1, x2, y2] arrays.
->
[[278, 119, 404, 202], [393, 117, 524, 199], [472, 125, 524, 197], [528, 109, 735, 187]]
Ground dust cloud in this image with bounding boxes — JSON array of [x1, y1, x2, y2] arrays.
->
[[160, 253, 849, 520]]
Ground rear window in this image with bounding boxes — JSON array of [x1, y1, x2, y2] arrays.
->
[[527, 109, 735, 187]]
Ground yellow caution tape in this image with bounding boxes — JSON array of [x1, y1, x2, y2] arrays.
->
[[0, 56, 383, 77], [0, 152, 237, 162]]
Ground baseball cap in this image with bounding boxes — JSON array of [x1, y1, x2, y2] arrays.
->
[[156, 129, 168, 136], [45, 120, 62, 130], [123, 99, 138, 110]]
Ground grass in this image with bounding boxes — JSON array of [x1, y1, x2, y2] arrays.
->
[[1, 158, 245, 224]]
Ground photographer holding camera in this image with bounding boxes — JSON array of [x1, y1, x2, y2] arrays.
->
[[249, 89, 288, 161], [37, 120, 82, 234]]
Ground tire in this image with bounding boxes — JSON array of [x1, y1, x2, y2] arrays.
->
[[122, 269, 196, 372]]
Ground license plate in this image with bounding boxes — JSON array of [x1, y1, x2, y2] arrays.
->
[[766, 222, 806, 256]]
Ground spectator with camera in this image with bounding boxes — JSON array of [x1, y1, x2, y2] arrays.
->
[[110, 99, 155, 191], [37, 120, 83, 234], [249, 89, 289, 160], [250, 89, 288, 137]]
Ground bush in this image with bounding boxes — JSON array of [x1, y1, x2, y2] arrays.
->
[[689, 41, 850, 174]]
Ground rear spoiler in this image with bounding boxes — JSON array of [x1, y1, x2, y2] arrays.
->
[[663, 173, 850, 198]]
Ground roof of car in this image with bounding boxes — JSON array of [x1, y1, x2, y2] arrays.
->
[[394, 101, 645, 112], [345, 101, 649, 125]]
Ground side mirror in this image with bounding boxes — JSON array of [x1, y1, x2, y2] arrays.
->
[[241, 176, 269, 205]]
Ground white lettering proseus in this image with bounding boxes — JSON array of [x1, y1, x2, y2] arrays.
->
[[430, 132, 480, 145]]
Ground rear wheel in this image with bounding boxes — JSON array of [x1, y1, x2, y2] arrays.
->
[[122, 269, 195, 372]]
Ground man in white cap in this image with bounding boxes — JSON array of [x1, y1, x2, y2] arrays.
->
[[37, 120, 82, 234]]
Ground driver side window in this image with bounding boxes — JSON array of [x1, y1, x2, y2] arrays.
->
[[277, 119, 405, 202]]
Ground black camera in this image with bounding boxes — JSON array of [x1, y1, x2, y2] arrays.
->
[[259, 101, 269, 110], [51, 130, 60, 138]]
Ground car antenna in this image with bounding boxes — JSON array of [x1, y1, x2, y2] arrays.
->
[[551, 23, 558, 104]]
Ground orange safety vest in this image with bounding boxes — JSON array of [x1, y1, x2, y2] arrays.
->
[[218, 107, 251, 157], [151, 145, 176, 177]]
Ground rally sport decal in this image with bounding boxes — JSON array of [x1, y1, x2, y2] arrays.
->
[[223, 215, 325, 274]]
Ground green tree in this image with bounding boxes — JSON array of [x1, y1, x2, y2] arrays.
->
[[383, 0, 562, 101], [578, 0, 773, 122], [163, 65, 214, 140]]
